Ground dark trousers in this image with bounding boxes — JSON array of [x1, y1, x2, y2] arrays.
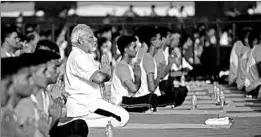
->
[[248, 85, 261, 98], [121, 79, 188, 112], [159, 80, 189, 107], [49, 119, 88, 137], [121, 93, 158, 112]]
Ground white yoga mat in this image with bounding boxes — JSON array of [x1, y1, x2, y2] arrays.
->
[[121, 122, 233, 129]]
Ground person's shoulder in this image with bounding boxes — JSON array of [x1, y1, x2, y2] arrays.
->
[[143, 53, 153, 60], [14, 97, 35, 122], [15, 97, 34, 111], [116, 61, 130, 71]]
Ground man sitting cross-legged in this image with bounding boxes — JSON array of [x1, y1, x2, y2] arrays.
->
[[154, 27, 189, 107], [110, 35, 158, 112], [62, 24, 129, 127]]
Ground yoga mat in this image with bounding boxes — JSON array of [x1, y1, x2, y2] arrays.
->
[[186, 96, 212, 100], [121, 123, 233, 129], [224, 106, 261, 111], [170, 104, 223, 110], [132, 109, 223, 115], [183, 100, 216, 105], [233, 102, 261, 107], [226, 98, 258, 102], [188, 91, 208, 96], [226, 112, 261, 117]]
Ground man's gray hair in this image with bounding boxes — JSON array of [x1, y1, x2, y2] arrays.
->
[[71, 24, 92, 43]]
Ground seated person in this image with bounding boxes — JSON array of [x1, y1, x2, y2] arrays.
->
[[110, 36, 157, 112], [236, 28, 255, 90], [229, 28, 253, 86], [62, 24, 129, 127], [245, 33, 261, 98], [14, 50, 62, 137], [33, 41, 88, 137], [236, 47, 252, 90], [1, 52, 59, 137], [154, 27, 189, 107]]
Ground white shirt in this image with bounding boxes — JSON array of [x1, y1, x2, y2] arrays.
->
[[65, 46, 102, 116], [110, 61, 134, 105], [135, 54, 161, 97]]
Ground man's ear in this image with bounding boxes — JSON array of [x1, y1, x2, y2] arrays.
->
[[78, 37, 83, 44], [124, 47, 128, 53], [5, 37, 10, 43]]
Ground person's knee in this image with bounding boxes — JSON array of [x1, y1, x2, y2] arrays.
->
[[148, 93, 158, 107], [178, 86, 189, 94], [118, 108, 130, 127]]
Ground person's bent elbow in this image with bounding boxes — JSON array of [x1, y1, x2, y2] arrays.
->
[[129, 85, 139, 93], [148, 85, 156, 93], [91, 71, 110, 84]]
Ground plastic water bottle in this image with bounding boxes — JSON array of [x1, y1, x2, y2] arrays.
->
[[220, 88, 225, 106], [212, 82, 217, 97], [216, 86, 221, 104], [191, 92, 197, 110], [214, 83, 219, 100], [106, 121, 113, 137], [181, 74, 185, 86]]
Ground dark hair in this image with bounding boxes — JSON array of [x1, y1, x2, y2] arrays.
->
[[134, 26, 158, 49], [1, 26, 17, 44], [33, 50, 61, 63], [1, 50, 60, 79], [35, 40, 60, 55], [18, 33, 29, 43], [1, 57, 20, 79], [98, 37, 108, 48], [157, 27, 169, 39], [98, 25, 112, 34], [117, 35, 137, 56], [248, 31, 258, 48], [239, 27, 255, 48], [26, 32, 37, 42]]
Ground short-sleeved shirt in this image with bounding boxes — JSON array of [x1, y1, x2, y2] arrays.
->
[[154, 49, 167, 66], [14, 95, 44, 137], [110, 61, 134, 105], [135, 53, 161, 97], [245, 45, 261, 92], [154, 49, 169, 80], [64, 46, 102, 117]]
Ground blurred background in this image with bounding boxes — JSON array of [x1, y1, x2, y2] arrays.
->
[[2, 1, 261, 79]]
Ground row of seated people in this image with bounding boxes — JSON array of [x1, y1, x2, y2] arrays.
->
[[229, 27, 261, 98], [1, 24, 189, 137], [62, 24, 189, 128], [1, 40, 88, 137]]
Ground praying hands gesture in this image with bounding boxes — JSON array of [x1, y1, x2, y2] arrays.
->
[[100, 55, 111, 77], [50, 80, 65, 100], [49, 97, 63, 118], [133, 62, 141, 78], [157, 62, 167, 79], [168, 55, 176, 66]]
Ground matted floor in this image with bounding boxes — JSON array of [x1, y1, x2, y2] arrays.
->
[[89, 84, 261, 137]]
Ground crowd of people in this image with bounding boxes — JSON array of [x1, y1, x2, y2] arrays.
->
[[1, 23, 191, 137], [2, 21, 258, 137], [229, 27, 261, 98]]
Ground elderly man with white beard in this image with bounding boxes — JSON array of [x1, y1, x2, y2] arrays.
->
[[61, 24, 129, 127]]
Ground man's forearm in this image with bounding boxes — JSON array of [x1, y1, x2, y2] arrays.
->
[[162, 64, 172, 78], [91, 71, 111, 84], [134, 75, 141, 91], [101, 71, 111, 82], [155, 76, 161, 89], [50, 116, 59, 129]]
